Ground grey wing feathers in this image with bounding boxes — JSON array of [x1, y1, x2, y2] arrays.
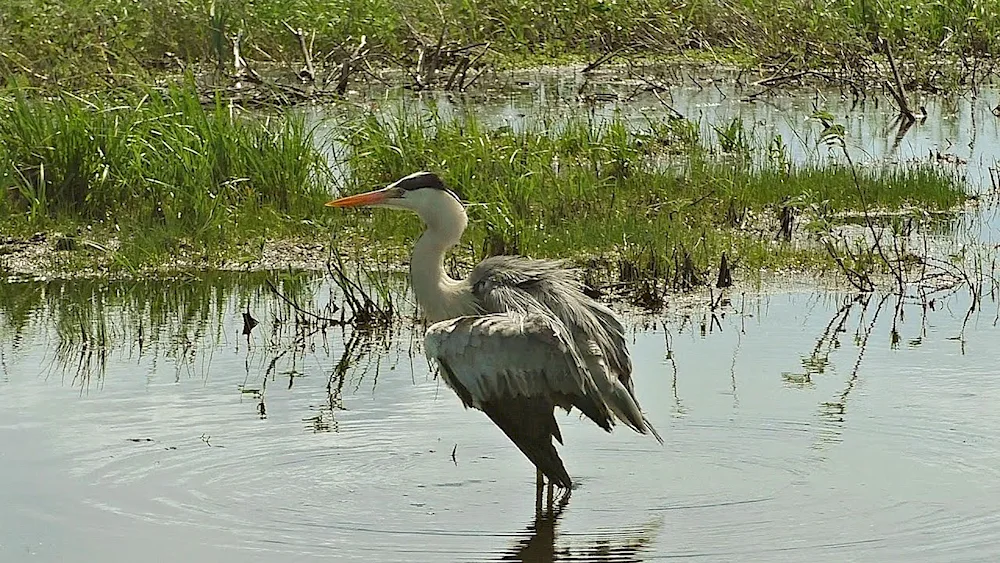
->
[[471, 257, 632, 377], [424, 314, 612, 429], [425, 313, 615, 488], [469, 256, 661, 442]]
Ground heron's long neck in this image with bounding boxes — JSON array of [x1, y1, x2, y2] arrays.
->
[[411, 205, 468, 322]]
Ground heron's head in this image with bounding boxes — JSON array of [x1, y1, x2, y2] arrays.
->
[[325, 172, 464, 221]]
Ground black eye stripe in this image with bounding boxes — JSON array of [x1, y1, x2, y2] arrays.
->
[[394, 172, 463, 202], [395, 172, 444, 192]]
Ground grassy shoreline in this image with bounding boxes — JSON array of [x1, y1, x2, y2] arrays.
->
[[0, 83, 968, 296], [0, 84, 332, 273], [338, 106, 967, 296], [1, 1, 997, 92]]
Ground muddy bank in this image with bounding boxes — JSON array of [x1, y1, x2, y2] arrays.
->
[[1, 233, 330, 282], [0, 221, 950, 304]]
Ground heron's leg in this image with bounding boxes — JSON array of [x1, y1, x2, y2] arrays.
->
[[535, 469, 544, 515], [556, 483, 572, 505], [546, 481, 554, 511]]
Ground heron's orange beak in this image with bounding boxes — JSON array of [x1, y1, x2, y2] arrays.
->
[[324, 187, 391, 208]]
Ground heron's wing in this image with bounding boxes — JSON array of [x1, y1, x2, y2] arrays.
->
[[424, 313, 613, 488], [469, 256, 632, 377], [469, 256, 661, 442]]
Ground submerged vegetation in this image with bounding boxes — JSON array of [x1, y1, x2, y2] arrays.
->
[[0, 0, 997, 91]]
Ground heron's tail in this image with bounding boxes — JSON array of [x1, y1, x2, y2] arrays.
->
[[581, 342, 663, 445], [642, 415, 664, 445], [607, 380, 664, 444]]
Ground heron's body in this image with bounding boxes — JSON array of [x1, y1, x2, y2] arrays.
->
[[327, 171, 661, 491]]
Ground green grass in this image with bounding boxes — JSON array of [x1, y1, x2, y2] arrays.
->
[[0, 82, 967, 287], [0, 82, 331, 269], [1, 0, 997, 90], [336, 107, 966, 287]]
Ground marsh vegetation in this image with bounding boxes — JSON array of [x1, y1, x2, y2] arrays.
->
[[2, 0, 998, 93], [0, 0, 993, 309], [0, 80, 970, 304], [0, 85, 331, 273], [341, 107, 967, 301]]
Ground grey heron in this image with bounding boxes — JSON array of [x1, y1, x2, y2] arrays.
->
[[326, 171, 662, 498]]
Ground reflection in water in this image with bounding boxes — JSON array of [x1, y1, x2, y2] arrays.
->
[[299, 325, 411, 433], [3, 272, 1000, 561], [0, 272, 414, 411], [789, 277, 981, 449], [0, 272, 322, 385], [504, 494, 572, 563], [817, 293, 890, 427], [500, 494, 660, 562]]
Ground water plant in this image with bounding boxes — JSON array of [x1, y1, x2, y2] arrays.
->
[[0, 81, 969, 299]]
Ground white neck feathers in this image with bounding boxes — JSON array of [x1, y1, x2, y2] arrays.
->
[[409, 196, 469, 322]]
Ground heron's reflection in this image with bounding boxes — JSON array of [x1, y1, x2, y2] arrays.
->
[[500, 492, 661, 562]]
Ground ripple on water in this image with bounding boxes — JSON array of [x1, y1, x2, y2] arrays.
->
[[15, 378, 1000, 563], [5, 287, 1000, 562]]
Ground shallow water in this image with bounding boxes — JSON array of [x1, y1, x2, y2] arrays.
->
[[329, 68, 1000, 189], [321, 68, 1000, 256], [2, 275, 1000, 562]]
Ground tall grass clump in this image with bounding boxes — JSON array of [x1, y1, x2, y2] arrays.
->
[[0, 83, 331, 261], [337, 107, 965, 286]]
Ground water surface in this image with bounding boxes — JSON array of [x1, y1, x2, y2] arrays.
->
[[2, 275, 1000, 562], [5, 69, 1000, 561], [329, 68, 1000, 188]]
